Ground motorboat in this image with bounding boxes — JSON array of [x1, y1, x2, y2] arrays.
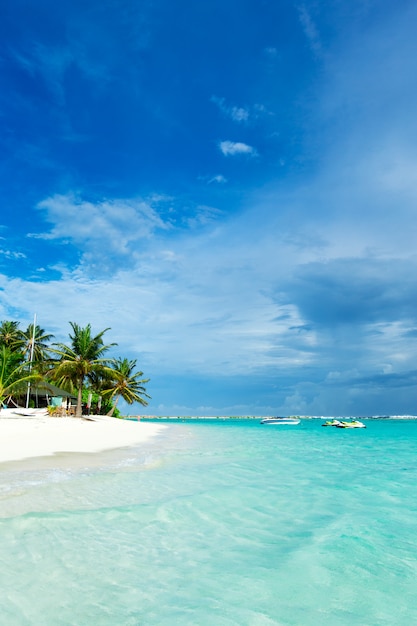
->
[[335, 420, 366, 429], [260, 416, 300, 425], [322, 419, 342, 427]]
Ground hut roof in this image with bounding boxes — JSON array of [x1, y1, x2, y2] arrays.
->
[[32, 382, 77, 399]]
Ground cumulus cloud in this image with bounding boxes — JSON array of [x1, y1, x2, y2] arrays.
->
[[29, 193, 172, 275], [0, 237, 303, 381], [35, 193, 169, 241], [219, 141, 257, 156]]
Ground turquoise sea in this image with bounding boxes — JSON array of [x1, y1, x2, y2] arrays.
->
[[1, 418, 417, 625]]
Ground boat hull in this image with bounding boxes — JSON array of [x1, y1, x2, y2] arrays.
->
[[323, 419, 366, 428], [260, 418, 300, 425]]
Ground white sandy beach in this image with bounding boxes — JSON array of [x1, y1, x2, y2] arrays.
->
[[0, 410, 165, 463]]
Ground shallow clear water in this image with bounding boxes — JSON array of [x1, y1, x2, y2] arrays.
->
[[1, 419, 417, 625]]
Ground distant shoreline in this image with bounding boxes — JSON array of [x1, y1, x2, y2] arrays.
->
[[139, 415, 417, 420]]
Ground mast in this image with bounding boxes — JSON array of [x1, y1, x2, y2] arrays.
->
[[25, 313, 37, 409]]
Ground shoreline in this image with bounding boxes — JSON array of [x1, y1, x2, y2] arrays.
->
[[0, 412, 166, 464], [2, 411, 415, 465], [139, 414, 417, 420]]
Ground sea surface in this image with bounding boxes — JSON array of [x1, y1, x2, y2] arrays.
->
[[1, 418, 417, 625]]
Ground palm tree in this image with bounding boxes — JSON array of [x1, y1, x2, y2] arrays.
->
[[18, 324, 54, 363], [0, 320, 21, 351], [48, 322, 116, 418], [102, 357, 150, 416], [0, 346, 40, 408]]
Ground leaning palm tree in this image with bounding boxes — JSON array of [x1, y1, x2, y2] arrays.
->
[[48, 322, 116, 418], [18, 324, 54, 363], [0, 346, 40, 408], [102, 357, 150, 417]]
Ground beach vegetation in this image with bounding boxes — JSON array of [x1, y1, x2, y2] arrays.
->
[[48, 322, 117, 418], [0, 319, 151, 417], [101, 357, 150, 416], [81, 388, 118, 417], [17, 323, 55, 363], [0, 346, 40, 407], [0, 320, 22, 351]]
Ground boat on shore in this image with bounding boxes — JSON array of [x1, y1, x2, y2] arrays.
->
[[260, 417, 301, 425]]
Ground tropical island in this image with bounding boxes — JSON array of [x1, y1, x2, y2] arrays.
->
[[0, 319, 164, 464], [0, 319, 150, 417]]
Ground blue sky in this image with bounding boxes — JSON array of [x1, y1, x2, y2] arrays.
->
[[1, 0, 417, 416]]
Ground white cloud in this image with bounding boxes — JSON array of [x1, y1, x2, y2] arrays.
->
[[211, 96, 249, 123], [0, 189, 318, 387], [184, 205, 223, 229], [29, 193, 172, 273], [0, 249, 26, 260], [36, 193, 170, 241], [211, 96, 270, 124], [208, 175, 227, 184], [219, 141, 257, 156], [230, 106, 249, 122], [0, 244, 308, 381]]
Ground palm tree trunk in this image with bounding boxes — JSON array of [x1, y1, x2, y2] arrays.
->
[[106, 395, 119, 417], [76, 381, 83, 418]]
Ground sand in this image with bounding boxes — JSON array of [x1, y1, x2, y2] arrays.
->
[[0, 410, 165, 463]]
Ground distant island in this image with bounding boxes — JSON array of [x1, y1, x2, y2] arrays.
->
[[139, 415, 417, 420]]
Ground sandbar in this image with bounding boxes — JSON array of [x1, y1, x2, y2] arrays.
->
[[0, 411, 165, 464]]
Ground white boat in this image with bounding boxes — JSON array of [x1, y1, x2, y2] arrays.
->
[[336, 420, 366, 429], [260, 417, 300, 425]]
